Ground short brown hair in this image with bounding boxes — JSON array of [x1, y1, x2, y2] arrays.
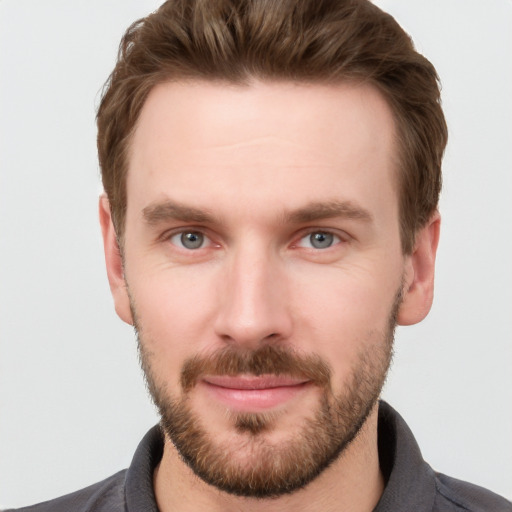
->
[[97, 0, 447, 254]]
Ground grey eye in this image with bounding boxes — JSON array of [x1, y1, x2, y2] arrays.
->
[[309, 232, 334, 249], [179, 231, 204, 249]]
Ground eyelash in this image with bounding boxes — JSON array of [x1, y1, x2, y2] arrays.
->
[[294, 230, 343, 250], [162, 228, 348, 252], [168, 230, 214, 250]]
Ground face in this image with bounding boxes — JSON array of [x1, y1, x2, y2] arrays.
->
[[101, 80, 436, 497]]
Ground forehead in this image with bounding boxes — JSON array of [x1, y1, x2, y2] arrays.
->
[[127, 80, 398, 224]]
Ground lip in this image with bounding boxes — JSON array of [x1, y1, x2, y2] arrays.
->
[[200, 375, 311, 412]]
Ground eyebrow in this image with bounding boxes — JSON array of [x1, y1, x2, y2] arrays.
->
[[143, 200, 217, 225], [142, 198, 373, 226], [284, 200, 373, 224]]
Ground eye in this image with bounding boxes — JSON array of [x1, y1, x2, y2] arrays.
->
[[297, 231, 341, 249], [170, 231, 208, 250]]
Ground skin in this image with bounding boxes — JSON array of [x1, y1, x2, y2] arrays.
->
[[100, 80, 440, 512]]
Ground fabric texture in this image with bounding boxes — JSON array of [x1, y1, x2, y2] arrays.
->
[[5, 401, 511, 512]]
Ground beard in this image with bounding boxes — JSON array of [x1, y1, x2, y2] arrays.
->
[[133, 291, 400, 499]]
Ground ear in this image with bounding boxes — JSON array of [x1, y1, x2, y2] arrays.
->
[[397, 212, 441, 326], [99, 195, 134, 325]]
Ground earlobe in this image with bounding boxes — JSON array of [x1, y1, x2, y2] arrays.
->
[[397, 212, 441, 326], [99, 195, 134, 325]]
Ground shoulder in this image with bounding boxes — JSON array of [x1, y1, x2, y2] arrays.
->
[[3, 470, 127, 512], [433, 472, 512, 512]]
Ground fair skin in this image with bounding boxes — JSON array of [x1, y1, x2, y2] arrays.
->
[[100, 80, 440, 512]]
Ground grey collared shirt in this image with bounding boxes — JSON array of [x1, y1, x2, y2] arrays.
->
[[5, 401, 511, 511]]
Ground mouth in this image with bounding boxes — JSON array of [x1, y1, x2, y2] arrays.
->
[[200, 375, 311, 412]]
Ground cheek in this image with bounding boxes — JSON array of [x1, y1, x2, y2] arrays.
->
[[290, 264, 398, 371], [127, 265, 221, 377]]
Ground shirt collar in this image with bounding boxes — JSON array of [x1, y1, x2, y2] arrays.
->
[[373, 401, 436, 512]]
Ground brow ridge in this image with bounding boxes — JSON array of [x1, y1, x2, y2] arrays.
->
[[143, 200, 217, 224], [284, 200, 373, 224], [142, 198, 372, 226]]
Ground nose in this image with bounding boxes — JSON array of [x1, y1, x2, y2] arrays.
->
[[214, 243, 293, 348]]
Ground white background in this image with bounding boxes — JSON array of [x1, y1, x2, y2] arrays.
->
[[0, 0, 511, 508]]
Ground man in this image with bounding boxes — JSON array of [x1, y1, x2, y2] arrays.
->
[[4, 0, 511, 511]]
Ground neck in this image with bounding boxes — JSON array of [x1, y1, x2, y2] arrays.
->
[[154, 402, 384, 512]]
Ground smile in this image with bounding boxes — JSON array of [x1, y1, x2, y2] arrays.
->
[[200, 375, 311, 412]]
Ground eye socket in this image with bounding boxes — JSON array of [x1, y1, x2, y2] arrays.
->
[[170, 231, 208, 250], [297, 231, 341, 249]]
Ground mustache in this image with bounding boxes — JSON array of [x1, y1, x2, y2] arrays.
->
[[180, 344, 331, 392]]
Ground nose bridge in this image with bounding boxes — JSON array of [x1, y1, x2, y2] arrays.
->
[[214, 238, 291, 346]]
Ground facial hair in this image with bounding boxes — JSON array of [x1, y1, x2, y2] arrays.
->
[[134, 291, 400, 498]]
